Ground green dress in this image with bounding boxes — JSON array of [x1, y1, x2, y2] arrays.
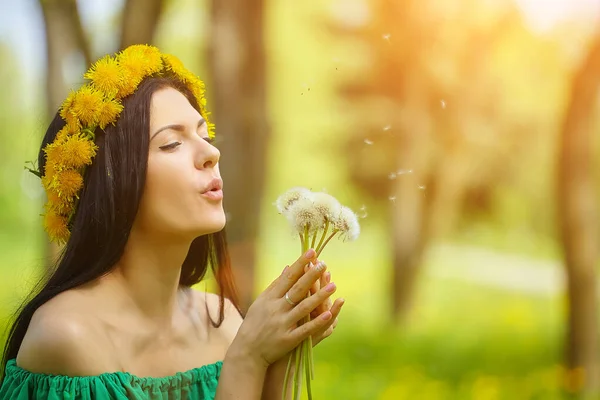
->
[[0, 359, 222, 399]]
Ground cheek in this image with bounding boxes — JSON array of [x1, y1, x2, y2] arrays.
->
[[143, 157, 189, 212]]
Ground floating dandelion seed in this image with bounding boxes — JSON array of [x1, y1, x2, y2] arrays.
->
[[389, 196, 396, 203], [397, 169, 413, 175], [383, 125, 391, 131], [358, 205, 368, 219], [382, 33, 391, 42], [388, 172, 397, 180], [364, 138, 373, 145], [418, 185, 426, 190], [440, 100, 446, 109]]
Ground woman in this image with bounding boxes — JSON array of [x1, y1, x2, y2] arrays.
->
[[0, 45, 344, 399]]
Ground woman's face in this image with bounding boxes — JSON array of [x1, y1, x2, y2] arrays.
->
[[135, 86, 225, 240]]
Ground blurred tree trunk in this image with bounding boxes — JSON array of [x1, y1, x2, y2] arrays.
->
[[39, 0, 91, 113], [208, 0, 268, 311], [39, 0, 91, 266], [557, 37, 600, 397], [120, 0, 165, 48]]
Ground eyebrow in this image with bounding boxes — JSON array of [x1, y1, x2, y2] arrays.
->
[[150, 118, 206, 141]]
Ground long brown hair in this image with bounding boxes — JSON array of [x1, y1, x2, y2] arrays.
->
[[1, 75, 241, 379]]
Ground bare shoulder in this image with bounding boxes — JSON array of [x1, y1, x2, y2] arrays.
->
[[192, 290, 243, 343], [16, 290, 111, 376]]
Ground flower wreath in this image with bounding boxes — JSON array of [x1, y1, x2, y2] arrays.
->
[[27, 44, 215, 244]]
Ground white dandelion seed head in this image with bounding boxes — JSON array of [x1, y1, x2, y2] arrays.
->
[[333, 206, 360, 242], [275, 186, 312, 214], [311, 192, 342, 223], [287, 197, 322, 234]]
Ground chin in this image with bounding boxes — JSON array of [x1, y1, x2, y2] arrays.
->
[[194, 210, 227, 236]]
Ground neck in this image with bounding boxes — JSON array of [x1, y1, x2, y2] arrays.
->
[[110, 230, 193, 326]]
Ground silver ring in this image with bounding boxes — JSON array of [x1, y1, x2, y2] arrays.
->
[[285, 291, 297, 306]]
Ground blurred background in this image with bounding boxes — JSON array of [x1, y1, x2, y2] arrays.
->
[[1, 0, 600, 398]]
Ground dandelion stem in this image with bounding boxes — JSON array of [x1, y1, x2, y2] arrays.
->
[[310, 230, 318, 249], [305, 333, 313, 400], [316, 229, 339, 257], [299, 233, 305, 254], [282, 352, 294, 400], [304, 225, 310, 251], [295, 341, 304, 400], [315, 220, 330, 254]]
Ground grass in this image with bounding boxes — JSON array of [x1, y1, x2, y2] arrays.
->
[[308, 277, 567, 400]]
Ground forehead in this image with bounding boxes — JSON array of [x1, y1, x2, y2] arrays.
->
[[149, 87, 199, 127]]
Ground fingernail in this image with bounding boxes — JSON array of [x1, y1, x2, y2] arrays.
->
[[326, 272, 331, 282], [308, 262, 314, 269], [325, 282, 336, 292], [315, 261, 325, 272], [339, 298, 345, 306], [282, 265, 288, 275], [321, 311, 332, 320], [305, 249, 315, 258]]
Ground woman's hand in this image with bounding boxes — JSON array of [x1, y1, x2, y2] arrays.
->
[[306, 264, 344, 347], [229, 249, 337, 369]]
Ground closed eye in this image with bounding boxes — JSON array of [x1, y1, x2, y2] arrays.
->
[[159, 142, 182, 151]]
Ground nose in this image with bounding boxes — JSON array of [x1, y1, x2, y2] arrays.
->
[[195, 139, 220, 169]]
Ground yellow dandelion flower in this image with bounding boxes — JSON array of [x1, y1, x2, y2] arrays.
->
[[54, 169, 84, 199], [46, 189, 74, 215], [61, 135, 98, 169], [162, 54, 188, 79], [97, 98, 124, 129], [118, 45, 163, 89], [188, 74, 206, 90], [207, 122, 216, 139], [43, 211, 70, 244], [60, 91, 80, 127], [55, 126, 72, 142], [46, 188, 60, 204], [138, 45, 163, 73], [71, 85, 104, 126], [65, 119, 81, 134], [41, 173, 53, 192], [116, 73, 139, 99], [60, 91, 76, 121], [44, 140, 66, 171], [84, 55, 123, 97]]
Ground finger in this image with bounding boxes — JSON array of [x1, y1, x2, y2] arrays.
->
[[311, 298, 344, 345], [310, 278, 327, 319], [310, 271, 320, 295], [310, 294, 333, 320], [320, 271, 329, 288], [287, 280, 336, 324], [286, 261, 327, 306], [316, 297, 343, 331], [289, 309, 334, 345], [272, 249, 317, 297]]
